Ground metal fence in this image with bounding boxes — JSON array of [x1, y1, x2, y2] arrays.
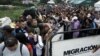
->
[[46, 26, 100, 56]]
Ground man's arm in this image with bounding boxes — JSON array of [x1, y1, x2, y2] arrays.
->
[[22, 45, 30, 56]]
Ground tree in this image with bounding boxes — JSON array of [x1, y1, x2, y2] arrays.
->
[[0, 0, 12, 5], [40, 0, 49, 4], [54, 0, 62, 3]]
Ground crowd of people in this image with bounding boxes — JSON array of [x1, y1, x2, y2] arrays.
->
[[0, 4, 100, 56]]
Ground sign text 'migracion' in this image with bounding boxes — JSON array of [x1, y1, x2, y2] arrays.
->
[[64, 45, 98, 56]]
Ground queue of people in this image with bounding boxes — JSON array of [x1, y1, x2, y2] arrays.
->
[[0, 4, 100, 56]]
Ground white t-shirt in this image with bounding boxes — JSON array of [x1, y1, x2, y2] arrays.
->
[[0, 42, 30, 56]]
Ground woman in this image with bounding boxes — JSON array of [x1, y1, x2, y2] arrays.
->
[[27, 28, 44, 56]]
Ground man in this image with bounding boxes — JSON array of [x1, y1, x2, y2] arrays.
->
[[94, 16, 100, 28], [0, 25, 14, 43], [30, 19, 40, 35], [0, 36, 30, 56], [71, 16, 80, 38], [14, 20, 28, 34], [26, 15, 33, 27]]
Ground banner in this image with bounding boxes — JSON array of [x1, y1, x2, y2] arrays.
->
[[52, 35, 100, 56]]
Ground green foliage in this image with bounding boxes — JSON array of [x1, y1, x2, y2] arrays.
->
[[40, 0, 49, 4], [11, 0, 22, 5], [0, 7, 25, 20], [0, 0, 34, 6], [0, 0, 12, 5], [0, 0, 21, 5], [54, 0, 62, 4]]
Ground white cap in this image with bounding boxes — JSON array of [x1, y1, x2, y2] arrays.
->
[[87, 13, 91, 18], [72, 16, 78, 22]]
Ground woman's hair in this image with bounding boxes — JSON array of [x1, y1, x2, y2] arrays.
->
[[4, 36, 18, 47]]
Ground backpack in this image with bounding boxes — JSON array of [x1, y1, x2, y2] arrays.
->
[[2, 43, 23, 56]]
